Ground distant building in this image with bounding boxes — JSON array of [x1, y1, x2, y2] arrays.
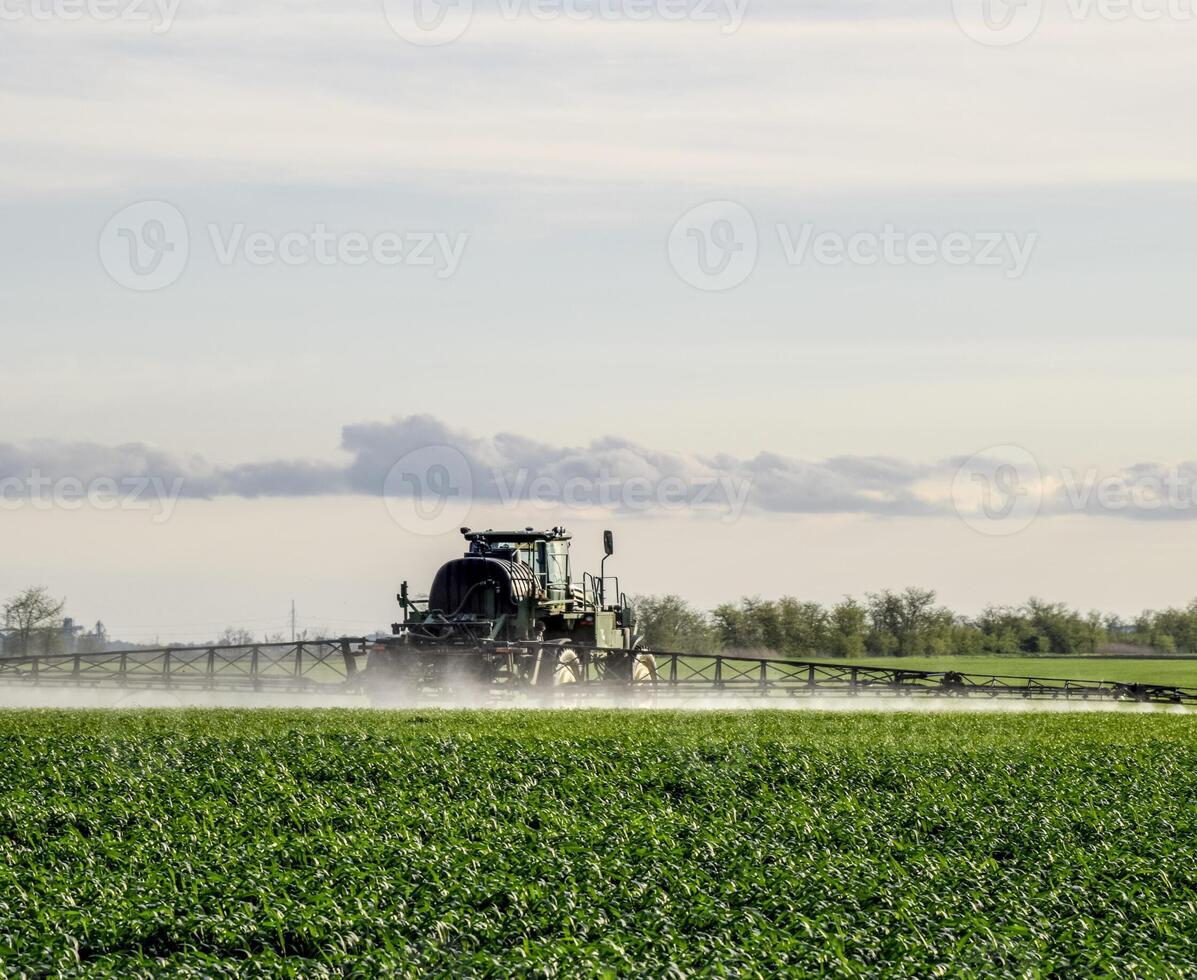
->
[[76, 621, 109, 654], [61, 618, 83, 651]]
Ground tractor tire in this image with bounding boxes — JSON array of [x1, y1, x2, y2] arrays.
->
[[628, 646, 658, 706], [554, 648, 582, 685]]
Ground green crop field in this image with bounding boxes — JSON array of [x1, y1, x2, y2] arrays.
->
[[1, 710, 1194, 977]]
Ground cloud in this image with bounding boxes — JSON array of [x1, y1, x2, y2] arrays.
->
[[0, 441, 345, 500], [741, 453, 938, 516], [7, 416, 1197, 521], [340, 415, 937, 515], [0, 440, 193, 487], [0, 417, 933, 515]]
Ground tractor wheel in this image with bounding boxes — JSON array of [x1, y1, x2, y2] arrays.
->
[[631, 651, 658, 684], [532, 640, 582, 689], [555, 648, 582, 685], [628, 646, 658, 706], [533, 641, 581, 705]]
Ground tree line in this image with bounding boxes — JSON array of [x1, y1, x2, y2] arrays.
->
[[630, 590, 1197, 658], [0, 587, 335, 655], [8, 582, 1197, 660]]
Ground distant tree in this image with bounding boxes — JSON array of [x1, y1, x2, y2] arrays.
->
[[865, 588, 949, 657], [827, 598, 867, 658], [948, 620, 985, 657], [3, 587, 66, 656], [218, 627, 256, 647], [710, 601, 750, 650], [776, 598, 829, 657], [1021, 598, 1103, 654], [975, 605, 1034, 655], [1104, 613, 1125, 635], [711, 597, 777, 652], [631, 595, 718, 653], [1145, 601, 1197, 652], [1083, 611, 1105, 651], [707, 596, 836, 656], [742, 597, 785, 651]]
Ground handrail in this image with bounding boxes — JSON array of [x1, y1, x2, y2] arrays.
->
[[501, 641, 1197, 704], [0, 638, 370, 692], [0, 637, 367, 663], [0, 638, 1193, 705]]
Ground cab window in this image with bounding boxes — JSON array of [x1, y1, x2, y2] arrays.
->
[[546, 541, 568, 589]]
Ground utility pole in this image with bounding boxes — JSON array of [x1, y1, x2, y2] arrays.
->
[[290, 600, 296, 643]]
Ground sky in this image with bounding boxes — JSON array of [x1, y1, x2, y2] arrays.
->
[[2, 0, 1196, 642]]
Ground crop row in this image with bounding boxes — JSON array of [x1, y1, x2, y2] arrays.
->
[[0, 710, 1193, 977]]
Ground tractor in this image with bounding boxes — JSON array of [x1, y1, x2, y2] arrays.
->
[[366, 527, 658, 698]]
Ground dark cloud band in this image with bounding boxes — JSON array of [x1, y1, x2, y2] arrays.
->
[[3, 416, 1194, 521]]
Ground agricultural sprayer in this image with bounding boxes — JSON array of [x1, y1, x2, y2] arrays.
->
[[1, 527, 1194, 707]]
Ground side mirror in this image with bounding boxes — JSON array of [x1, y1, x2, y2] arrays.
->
[[603, 530, 614, 556]]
